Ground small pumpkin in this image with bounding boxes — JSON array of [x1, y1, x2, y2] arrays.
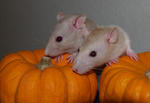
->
[[0, 49, 98, 103], [99, 52, 150, 103]]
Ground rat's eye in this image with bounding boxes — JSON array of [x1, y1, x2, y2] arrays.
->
[[89, 51, 97, 57], [77, 48, 80, 52], [56, 36, 63, 42]]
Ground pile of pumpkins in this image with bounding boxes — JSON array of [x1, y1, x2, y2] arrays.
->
[[0, 49, 150, 103]]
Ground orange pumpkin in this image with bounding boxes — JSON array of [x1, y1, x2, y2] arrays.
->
[[0, 49, 98, 103], [99, 52, 150, 103]]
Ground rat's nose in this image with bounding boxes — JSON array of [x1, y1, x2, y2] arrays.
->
[[73, 68, 78, 73], [45, 54, 54, 58]]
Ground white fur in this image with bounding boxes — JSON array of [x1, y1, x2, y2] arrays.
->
[[73, 25, 137, 74]]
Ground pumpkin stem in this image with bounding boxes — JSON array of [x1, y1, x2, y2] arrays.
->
[[145, 69, 150, 79], [37, 56, 53, 70]]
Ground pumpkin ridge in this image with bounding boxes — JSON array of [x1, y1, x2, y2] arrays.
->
[[103, 69, 127, 102], [99, 67, 111, 87], [15, 68, 41, 103], [39, 67, 68, 103], [137, 59, 150, 69], [135, 77, 147, 102], [114, 67, 144, 76], [111, 70, 142, 102], [100, 67, 129, 87], [0, 59, 24, 72], [38, 69, 42, 103], [110, 70, 129, 102], [0, 61, 21, 103], [100, 67, 120, 101], [86, 74, 92, 103], [121, 76, 138, 102], [0, 60, 33, 103], [88, 73, 98, 103], [101, 66, 142, 89], [57, 67, 69, 103], [0, 53, 24, 71], [138, 52, 150, 67], [32, 51, 40, 62], [17, 50, 38, 64], [15, 67, 36, 103], [59, 66, 92, 103], [16, 53, 30, 63], [32, 49, 45, 62], [100, 68, 119, 100], [119, 72, 138, 102], [139, 79, 150, 102], [122, 76, 144, 102], [117, 59, 145, 73], [125, 68, 144, 75]]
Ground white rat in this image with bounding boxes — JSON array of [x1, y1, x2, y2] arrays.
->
[[45, 12, 98, 62], [73, 25, 138, 74]]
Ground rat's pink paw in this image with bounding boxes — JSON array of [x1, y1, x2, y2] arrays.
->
[[106, 58, 118, 66], [126, 49, 138, 61], [66, 53, 77, 63], [55, 55, 64, 63], [106, 62, 112, 66]]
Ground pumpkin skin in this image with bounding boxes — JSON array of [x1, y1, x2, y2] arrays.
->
[[99, 52, 150, 103], [0, 49, 98, 103]]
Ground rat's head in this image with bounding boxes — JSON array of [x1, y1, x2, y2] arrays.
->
[[73, 27, 119, 74], [45, 12, 89, 57]]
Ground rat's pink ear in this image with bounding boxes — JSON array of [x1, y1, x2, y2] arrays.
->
[[106, 28, 118, 44], [72, 15, 86, 30], [57, 12, 64, 21]]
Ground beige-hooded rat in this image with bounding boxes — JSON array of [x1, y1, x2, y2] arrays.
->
[[45, 12, 98, 62], [73, 25, 138, 74]]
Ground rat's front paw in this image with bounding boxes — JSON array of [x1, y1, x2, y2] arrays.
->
[[55, 55, 64, 63], [66, 53, 77, 63], [106, 58, 119, 66], [126, 49, 138, 61]]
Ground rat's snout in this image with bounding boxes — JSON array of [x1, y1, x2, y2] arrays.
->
[[72, 64, 84, 74], [73, 59, 92, 74], [45, 45, 62, 57], [44, 54, 55, 58], [72, 68, 78, 73], [73, 59, 84, 74], [44, 50, 55, 58], [72, 61, 79, 73]]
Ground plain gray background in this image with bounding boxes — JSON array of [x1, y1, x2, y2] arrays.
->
[[1, 0, 150, 59]]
